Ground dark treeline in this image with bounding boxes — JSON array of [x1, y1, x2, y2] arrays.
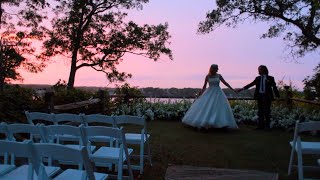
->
[[139, 87, 253, 98], [17, 84, 254, 98]]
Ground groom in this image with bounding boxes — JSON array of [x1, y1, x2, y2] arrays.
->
[[238, 65, 280, 130]]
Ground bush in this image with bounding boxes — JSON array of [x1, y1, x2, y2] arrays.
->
[[51, 80, 107, 114], [0, 85, 40, 123]]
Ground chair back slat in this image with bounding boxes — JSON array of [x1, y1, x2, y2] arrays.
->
[[114, 115, 145, 126], [33, 143, 87, 164], [40, 125, 83, 144], [7, 123, 42, 142], [298, 121, 320, 133], [54, 113, 83, 125], [0, 140, 33, 158], [83, 114, 115, 127], [25, 111, 55, 125], [7, 124, 40, 134], [82, 126, 122, 139]]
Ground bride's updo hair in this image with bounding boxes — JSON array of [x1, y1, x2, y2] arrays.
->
[[208, 64, 218, 76]]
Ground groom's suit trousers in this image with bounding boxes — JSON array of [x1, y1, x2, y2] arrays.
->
[[257, 94, 272, 129]]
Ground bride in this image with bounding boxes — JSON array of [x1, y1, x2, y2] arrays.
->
[[182, 64, 238, 129]]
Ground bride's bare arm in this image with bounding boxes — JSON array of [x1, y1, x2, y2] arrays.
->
[[219, 75, 234, 91], [200, 75, 208, 95]]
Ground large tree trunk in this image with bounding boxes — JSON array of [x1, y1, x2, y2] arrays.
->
[[67, 12, 84, 90], [67, 51, 78, 90]]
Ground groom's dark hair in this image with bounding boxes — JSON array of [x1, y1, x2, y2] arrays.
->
[[259, 65, 269, 75]]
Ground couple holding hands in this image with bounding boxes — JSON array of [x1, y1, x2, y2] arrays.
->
[[182, 64, 280, 130]]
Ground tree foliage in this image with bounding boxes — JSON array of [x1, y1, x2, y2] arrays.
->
[[40, 0, 173, 89], [114, 82, 143, 104], [198, 0, 320, 58], [0, 0, 48, 28], [0, 31, 45, 83], [0, 0, 48, 91], [303, 64, 320, 100]]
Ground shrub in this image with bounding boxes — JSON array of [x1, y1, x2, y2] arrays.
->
[[0, 85, 40, 123]]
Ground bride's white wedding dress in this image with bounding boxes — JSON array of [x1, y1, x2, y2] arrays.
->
[[182, 74, 238, 129]]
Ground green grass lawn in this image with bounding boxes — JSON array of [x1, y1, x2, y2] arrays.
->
[[137, 120, 320, 180]]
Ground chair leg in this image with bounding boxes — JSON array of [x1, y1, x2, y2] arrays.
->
[[297, 149, 304, 180], [117, 161, 123, 180], [288, 147, 295, 175], [114, 140, 119, 172], [147, 139, 152, 166], [118, 153, 123, 180], [140, 142, 144, 174], [127, 155, 134, 180]]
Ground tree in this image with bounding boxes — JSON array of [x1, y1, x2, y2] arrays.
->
[[198, 0, 320, 58], [303, 64, 320, 100], [40, 0, 173, 90], [0, 33, 26, 87], [114, 82, 143, 104], [0, 0, 48, 91], [0, 31, 46, 91]]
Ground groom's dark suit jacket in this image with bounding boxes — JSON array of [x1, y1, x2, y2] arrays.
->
[[243, 75, 280, 100]]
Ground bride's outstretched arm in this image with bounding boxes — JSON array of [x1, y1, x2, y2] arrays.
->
[[200, 75, 208, 95], [220, 75, 234, 91]]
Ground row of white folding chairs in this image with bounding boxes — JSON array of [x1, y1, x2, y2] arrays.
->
[[25, 111, 152, 174], [0, 123, 133, 180], [0, 140, 107, 180], [0, 122, 100, 179]]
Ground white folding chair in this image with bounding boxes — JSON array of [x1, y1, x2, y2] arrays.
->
[[40, 124, 96, 168], [114, 115, 152, 174], [53, 113, 84, 142], [5, 123, 61, 179], [83, 114, 116, 147], [288, 120, 320, 180], [0, 123, 16, 176], [0, 140, 35, 180], [25, 111, 57, 142], [33, 142, 108, 180], [81, 126, 134, 180]]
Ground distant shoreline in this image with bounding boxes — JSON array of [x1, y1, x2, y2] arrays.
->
[[12, 83, 255, 98]]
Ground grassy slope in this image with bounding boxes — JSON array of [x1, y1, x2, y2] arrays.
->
[[140, 120, 320, 180]]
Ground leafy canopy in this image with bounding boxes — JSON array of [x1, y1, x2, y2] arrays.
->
[[0, 0, 49, 91], [198, 0, 320, 58], [303, 64, 320, 100]]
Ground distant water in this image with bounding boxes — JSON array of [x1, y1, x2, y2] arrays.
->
[[143, 96, 254, 103], [145, 97, 195, 103]]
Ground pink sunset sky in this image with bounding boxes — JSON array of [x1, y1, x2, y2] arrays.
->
[[15, 0, 319, 90]]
